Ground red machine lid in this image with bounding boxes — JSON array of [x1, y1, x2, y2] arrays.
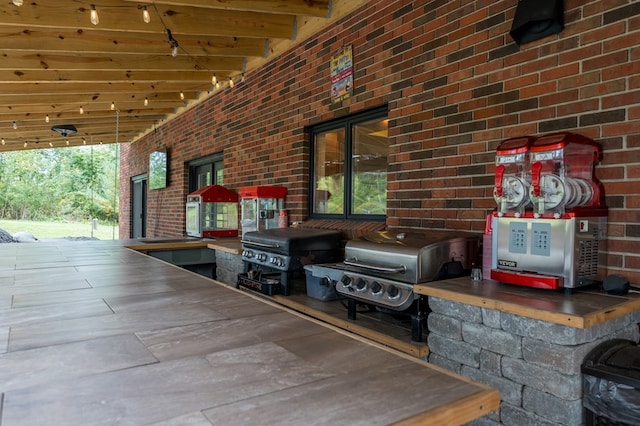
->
[[496, 135, 536, 155], [187, 184, 238, 202], [530, 132, 599, 152], [239, 186, 287, 199]]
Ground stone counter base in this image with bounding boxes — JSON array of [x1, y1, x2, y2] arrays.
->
[[427, 297, 640, 426]]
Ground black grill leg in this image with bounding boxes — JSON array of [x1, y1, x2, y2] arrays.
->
[[411, 296, 427, 342], [347, 298, 357, 320]]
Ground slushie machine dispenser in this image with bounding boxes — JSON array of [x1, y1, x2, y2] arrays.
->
[[239, 186, 287, 237], [491, 132, 607, 291]]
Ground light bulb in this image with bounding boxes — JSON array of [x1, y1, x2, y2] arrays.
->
[[229, 77, 234, 88], [12, 0, 23, 6], [142, 6, 150, 24], [45, 115, 49, 123], [12, 121, 17, 130], [1, 138, 5, 145], [66, 140, 70, 146], [215, 81, 220, 89], [171, 45, 178, 57], [82, 138, 87, 145], [110, 102, 115, 111], [212, 74, 217, 85], [180, 91, 184, 100], [49, 142, 53, 147], [90, 5, 99, 26], [144, 98, 148, 106], [79, 106, 84, 114], [23, 142, 27, 148]]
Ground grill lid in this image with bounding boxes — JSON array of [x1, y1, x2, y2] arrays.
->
[[242, 227, 342, 254], [344, 229, 481, 283]]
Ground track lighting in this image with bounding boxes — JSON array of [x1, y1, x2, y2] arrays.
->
[[144, 98, 149, 106], [90, 4, 99, 26], [12, 121, 17, 130], [167, 29, 179, 57], [110, 102, 115, 111], [80, 106, 84, 115], [141, 6, 151, 24], [45, 115, 50, 123]]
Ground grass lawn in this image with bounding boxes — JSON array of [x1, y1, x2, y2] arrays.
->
[[0, 219, 119, 240]]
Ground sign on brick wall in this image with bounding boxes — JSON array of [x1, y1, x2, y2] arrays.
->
[[330, 44, 353, 103]]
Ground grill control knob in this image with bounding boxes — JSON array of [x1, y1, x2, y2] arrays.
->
[[355, 277, 367, 291], [242, 250, 254, 258], [340, 275, 353, 291], [387, 285, 399, 299], [371, 281, 383, 295], [257, 253, 267, 262]]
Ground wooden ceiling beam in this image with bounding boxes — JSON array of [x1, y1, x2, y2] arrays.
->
[[0, 81, 212, 95], [0, 69, 216, 84], [0, 1, 295, 39], [0, 91, 198, 106], [0, 26, 267, 57], [121, 0, 331, 17], [0, 52, 244, 73]]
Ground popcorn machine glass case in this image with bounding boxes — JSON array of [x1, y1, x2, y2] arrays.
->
[[185, 185, 239, 238], [239, 186, 287, 237]]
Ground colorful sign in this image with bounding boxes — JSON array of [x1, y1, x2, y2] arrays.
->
[[330, 45, 353, 103]]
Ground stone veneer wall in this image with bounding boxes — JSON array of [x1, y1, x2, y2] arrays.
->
[[427, 297, 640, 426]]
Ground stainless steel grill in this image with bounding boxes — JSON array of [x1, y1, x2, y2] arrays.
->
[[310, 229, 481, 341]]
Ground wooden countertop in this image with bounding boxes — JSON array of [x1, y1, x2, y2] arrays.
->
[[125, 238, 214, 253], [415, 277, 640, 328], [207, 238, 242, 254], [0, 239, 498, 424]]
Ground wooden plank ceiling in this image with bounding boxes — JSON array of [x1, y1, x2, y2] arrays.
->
[[0, 0, 331, 151]]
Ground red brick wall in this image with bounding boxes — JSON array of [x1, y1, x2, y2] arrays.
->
[[120, 0, 640, 282]]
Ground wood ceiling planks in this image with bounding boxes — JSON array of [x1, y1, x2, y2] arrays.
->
[[0, 0, 331, 151]]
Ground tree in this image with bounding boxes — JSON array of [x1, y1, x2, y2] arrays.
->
[[0, 145, 119, 223]]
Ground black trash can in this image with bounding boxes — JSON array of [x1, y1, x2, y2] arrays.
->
[[581, 339, 640, 425]]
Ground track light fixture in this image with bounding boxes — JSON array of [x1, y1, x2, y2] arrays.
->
[[12, 121, 17, 130]]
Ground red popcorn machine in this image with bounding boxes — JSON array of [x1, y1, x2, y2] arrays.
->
[[185, 185, 239, 238], [239, 186, 287, 237], [491, 132, 607, 291]]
